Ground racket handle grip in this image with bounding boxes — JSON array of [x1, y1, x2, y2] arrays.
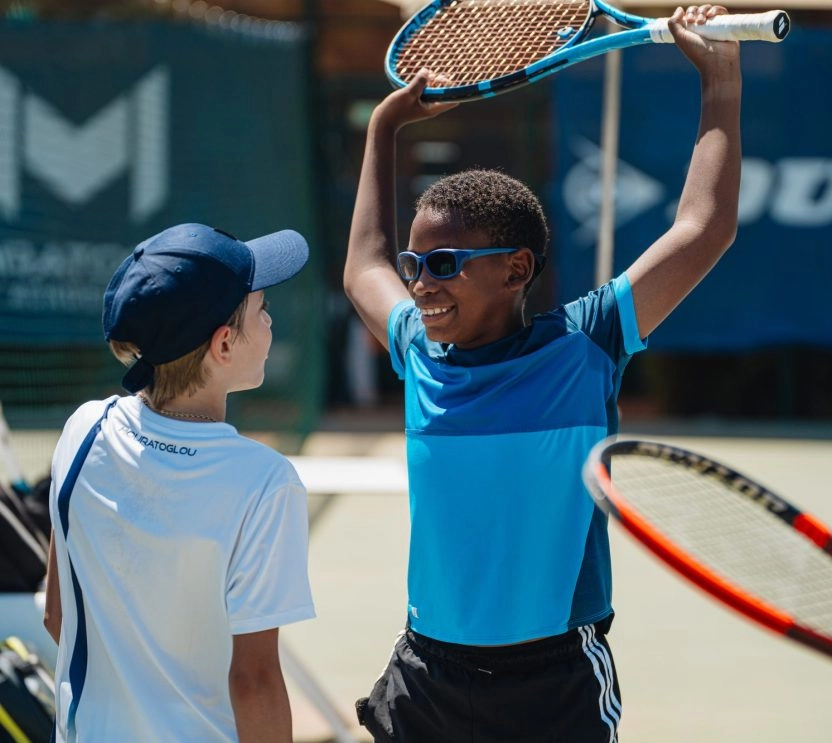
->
[[650, 10, 790, 43]]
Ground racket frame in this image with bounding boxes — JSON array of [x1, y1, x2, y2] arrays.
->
[[385, 0, 790, 102], [583, 437, 832, 659]]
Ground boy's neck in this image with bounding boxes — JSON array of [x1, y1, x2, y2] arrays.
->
[[139, 392, 225, 423], [451, 312, 528, 351]]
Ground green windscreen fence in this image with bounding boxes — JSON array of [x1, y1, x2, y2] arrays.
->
[[0, 20, 325, 474]]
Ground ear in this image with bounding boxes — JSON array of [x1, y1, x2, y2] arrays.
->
[[505, 248, 536, 292], [207, 324, 234, 365]]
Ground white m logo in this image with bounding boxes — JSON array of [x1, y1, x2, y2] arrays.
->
[[0, 65, 169, 223]]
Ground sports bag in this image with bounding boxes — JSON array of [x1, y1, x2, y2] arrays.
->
[[0, 485, 49, 593], [0, 636, 54, 743]]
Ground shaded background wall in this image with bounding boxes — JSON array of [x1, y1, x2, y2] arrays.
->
[[0, 12, 324, 437], [0, 0, 830, 461]]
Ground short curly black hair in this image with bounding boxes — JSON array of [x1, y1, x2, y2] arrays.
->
[[415, 169, 550, 259]]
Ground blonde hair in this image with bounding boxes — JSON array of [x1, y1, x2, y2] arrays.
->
[[110, 295, 249, 409]]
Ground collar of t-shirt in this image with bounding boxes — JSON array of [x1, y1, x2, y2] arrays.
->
[[442, 312, 566, 367]]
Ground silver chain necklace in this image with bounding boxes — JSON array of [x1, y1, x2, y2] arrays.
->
[[138, 394, 218, 423]]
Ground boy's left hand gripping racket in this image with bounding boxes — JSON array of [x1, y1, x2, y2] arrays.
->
[[386, 0, 790, 102], [583, 438, 832, 660]]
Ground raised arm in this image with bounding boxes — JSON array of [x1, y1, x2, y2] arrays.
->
[[344, 72, 457, 348], [626, 5, 742, 338]]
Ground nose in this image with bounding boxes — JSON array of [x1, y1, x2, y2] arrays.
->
[[410, 266, 438, 295]]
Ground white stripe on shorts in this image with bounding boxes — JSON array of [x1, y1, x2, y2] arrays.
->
[[578, 624, 621, 742]]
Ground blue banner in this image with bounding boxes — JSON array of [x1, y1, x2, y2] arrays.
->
[[551, 27, 832, 350]]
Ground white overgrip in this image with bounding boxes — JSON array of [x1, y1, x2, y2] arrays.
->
[[648, 10, 790, 44]]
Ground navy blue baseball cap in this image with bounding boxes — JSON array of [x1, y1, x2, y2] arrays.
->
[[103, 223, 308, 393]]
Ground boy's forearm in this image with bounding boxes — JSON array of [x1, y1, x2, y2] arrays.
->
[[345, 75, 457, 291], [346, 112, 399, 277], [43, 531, 62, 644], [343, 97, 417, 346], [676, 62, 742, 236], [230, 669, 292, 743]]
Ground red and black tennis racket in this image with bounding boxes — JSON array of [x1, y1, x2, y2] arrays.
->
[[583, 438, 832, 659]]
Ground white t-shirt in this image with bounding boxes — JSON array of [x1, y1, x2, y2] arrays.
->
[[49, 395, 315, 742]]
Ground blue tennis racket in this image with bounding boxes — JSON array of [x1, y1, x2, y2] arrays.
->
[[385, 0, 790, 102]]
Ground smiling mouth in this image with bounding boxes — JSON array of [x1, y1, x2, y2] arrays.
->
[[420, 307, 451, 318]]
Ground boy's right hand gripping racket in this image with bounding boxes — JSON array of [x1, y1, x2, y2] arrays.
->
[[582, 438, 832, 660], [386, 0, 790, 102]]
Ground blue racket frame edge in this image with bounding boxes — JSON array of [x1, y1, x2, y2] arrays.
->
[[384, 0, 790, 103]]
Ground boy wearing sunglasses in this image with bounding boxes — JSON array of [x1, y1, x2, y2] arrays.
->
[[344, 6, 741, 742]]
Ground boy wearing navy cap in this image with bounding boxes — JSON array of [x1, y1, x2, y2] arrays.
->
[[43, 224, 315, 743]]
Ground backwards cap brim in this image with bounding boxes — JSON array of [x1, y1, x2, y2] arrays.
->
[[247, 229, 309, 291]]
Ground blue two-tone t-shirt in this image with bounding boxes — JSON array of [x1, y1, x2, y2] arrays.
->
[[388, 274, 646, 645]]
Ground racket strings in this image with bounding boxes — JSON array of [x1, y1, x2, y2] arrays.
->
[[395, 0, 591, 85], [609, 456, 832, 634]]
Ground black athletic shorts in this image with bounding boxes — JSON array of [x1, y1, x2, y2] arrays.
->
[[356, 617, 621, 743]]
